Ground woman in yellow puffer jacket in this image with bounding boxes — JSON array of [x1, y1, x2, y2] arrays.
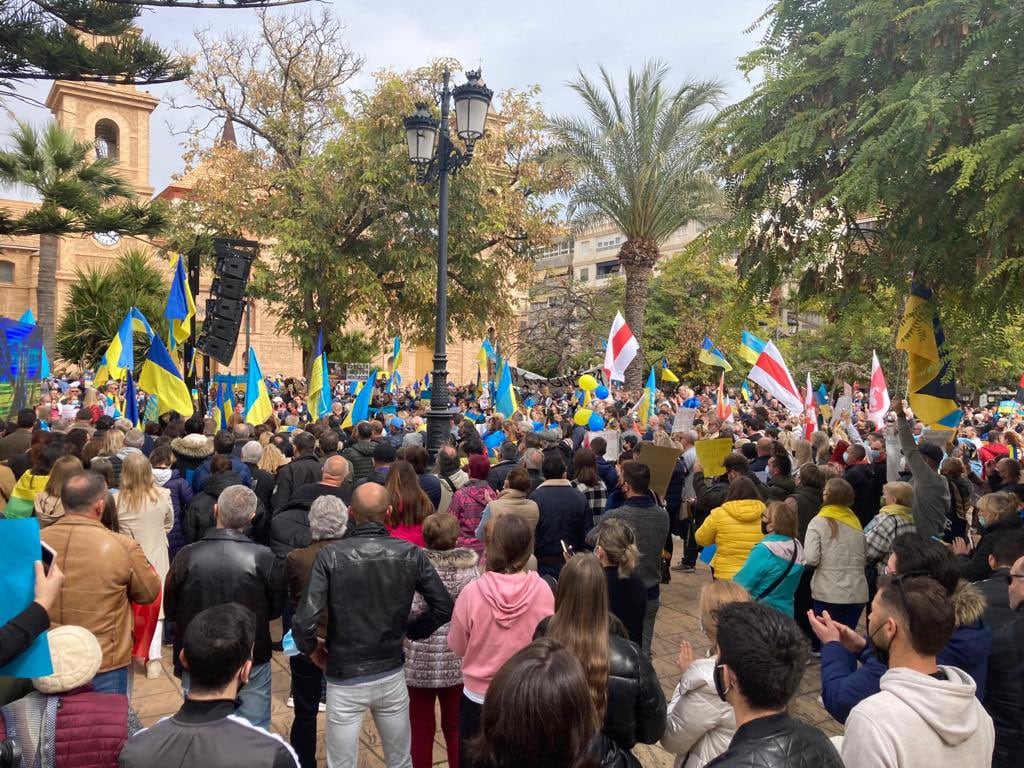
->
[[695, 477, 766, 579]]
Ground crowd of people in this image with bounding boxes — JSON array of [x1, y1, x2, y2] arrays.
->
[[0, 372, 1021, 768]]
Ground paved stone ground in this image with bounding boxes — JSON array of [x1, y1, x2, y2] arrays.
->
[[132, 562, 841, 766]]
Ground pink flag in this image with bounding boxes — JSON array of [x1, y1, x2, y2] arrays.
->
[[868, 350, 891, 428], [803, 372, 816, 440], [747, 341, 803, 415], [602, 311, 639, 383]]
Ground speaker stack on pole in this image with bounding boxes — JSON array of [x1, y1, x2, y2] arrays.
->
[[196, 237, 259, 367]]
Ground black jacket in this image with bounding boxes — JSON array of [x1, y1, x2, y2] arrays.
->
[[984, 612, 1024, 768], [164, 528, 284, 672], [247, 462, 276, 514], [272, 454, 323, 511], [118, 699, 297, 768], [531, 480, 590, 561], [341, 441, 376, 483], [292, 522, 453, 680], [269, 498, 314, 565], [486, 460, 517, 492], [979, 568, 1017, 632], [185, 470, 244, 544], [604, 633, 666, 750], [788, 485, 823, 543], [844, 462, 880, 527], [957, 516, 1023, 582], [706, 712, 842, 768]]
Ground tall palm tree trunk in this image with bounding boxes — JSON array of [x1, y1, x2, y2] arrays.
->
[[37, 233, 59, 353], [620, 238, 660, 389]]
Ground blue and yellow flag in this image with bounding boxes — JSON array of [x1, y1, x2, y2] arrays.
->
[[164, 254, 196, 351], [637, 367, 656, 429], [495, 360, 518, 417], [19, 309, 50, 379], [386, 337, 402, 394], [94, 308, 155, 386], [215, 382, 233, 430], [138, 335, 194, 417], [740, 379, 751, 402], [123, 374, 140, 428], [244, 348, 273, 426], [661, 358, 679, 383], [699, 337, 733, 372], [739, 330, 766, 366], [308, 329, 331, 422], [481, 338, 497, 361], [341, 368, 378, 429], [895, 284, 963, 429]]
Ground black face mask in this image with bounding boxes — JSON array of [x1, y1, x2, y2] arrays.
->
[[868, 623, 890, 668], [713, 663, 731, 702]]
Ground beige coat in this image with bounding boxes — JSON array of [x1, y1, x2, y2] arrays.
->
[[116, 487, 174, 618], [805, 515, 869, 604], [487, 488, 540, 531], [34, 491, 66, 527]]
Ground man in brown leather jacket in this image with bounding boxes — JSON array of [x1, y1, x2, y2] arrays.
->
[[41, 470, 160, 694]]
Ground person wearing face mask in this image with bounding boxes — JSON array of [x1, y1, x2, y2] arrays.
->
[[119, 603, 300, 767], [733, 502, 805, 617], [952, 492, 1022, 582], [809, 533, 991, 724], [840, 574, 994, 768], [148, 445, 194, 564], [701, 602, 841, 768], [661, 581, 749, 768]]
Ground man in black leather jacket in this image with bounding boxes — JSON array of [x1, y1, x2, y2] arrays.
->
[[165, 484, 284, 731], [707, 602, 842, 768], [292, 482, 453, 768], [272, 431, 323, 511]]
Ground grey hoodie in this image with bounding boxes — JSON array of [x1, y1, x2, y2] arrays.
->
[[841, 665, 994, 768]]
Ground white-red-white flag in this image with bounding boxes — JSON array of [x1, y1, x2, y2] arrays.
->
[[803, 372, 816, 440], [716, 371, 732, 422], [868, 350, 891, 428], [748, 341, 803, 415], [602, 311, 639, 383]]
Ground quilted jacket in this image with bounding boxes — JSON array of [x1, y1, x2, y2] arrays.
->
[[403, 548, 480, 688], [694, 499, 766, 580]]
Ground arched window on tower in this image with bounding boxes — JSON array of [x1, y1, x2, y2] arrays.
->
[[94, 119, 119, 160], [0, 260, 14, 283]]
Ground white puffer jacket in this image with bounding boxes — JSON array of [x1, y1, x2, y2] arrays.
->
[[660, 656, 736, 768]]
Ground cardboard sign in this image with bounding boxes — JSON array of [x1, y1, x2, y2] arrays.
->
[[695, 438, 734, 478], [671, 407, 696, 434], [636, 443, 683, 498]]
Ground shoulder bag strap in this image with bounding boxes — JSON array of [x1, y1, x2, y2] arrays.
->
[[754, 540, 799, 602]]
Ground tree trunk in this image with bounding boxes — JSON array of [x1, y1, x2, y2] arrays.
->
[[37, 233, 59, 354], [619, 237, 661, 390]]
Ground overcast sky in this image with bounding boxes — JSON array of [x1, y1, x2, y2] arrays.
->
[[5, 0, 767, 197]]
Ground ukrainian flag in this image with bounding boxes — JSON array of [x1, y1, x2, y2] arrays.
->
[[164, 254, 196, 350], [740, 379, 751, 402], [699, 337, 733, 372], [308, 329, 331, 422], [895, 284, 963, 429], [386, 337, 402, 394], [739, 331, 767, 366], [244, 348, 273, 426], [123, 374, 140, 428], [637, 367, 656, 428], [341, 368, 378, 429], [495, 360, 517, 417], [94, 308, 155, 386], [215, 383, 232, 430], [481, 338, 497, 361], [661, 358, 679, 383], [138, 335, 194, 417]]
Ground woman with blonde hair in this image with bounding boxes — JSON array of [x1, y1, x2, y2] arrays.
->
[[792, 439, 813, 470], [33, 455, 83, 527], [661, 581, 750, 767], [537, 553, 666, 767], [864, 481, 916, 576], [116, 453, 173, 677], [810, 431, 831, 465], [257, 442, 289, 474], [594, 516, 646, 645], [804, 477, 867, 649], [954, 491, 1022, 582]]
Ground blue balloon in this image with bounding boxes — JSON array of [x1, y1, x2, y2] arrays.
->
[[588, 413, 606, 431], [594, 385, 609, 400]]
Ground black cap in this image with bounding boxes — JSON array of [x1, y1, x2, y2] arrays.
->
[[918, 442, 945, 464], [373, 442, 397, 463]]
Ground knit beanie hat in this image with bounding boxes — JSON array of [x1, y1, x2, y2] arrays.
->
[[32, 625, 102, 694]]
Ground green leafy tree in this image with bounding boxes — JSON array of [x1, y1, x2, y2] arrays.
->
[[717, 0, 1024, 366], [0, 121, 165, 349], [55, 248, 168, 368], [547, 61, 723, 387], [0, 1, 308, 97], [328, 330, 375, 365]]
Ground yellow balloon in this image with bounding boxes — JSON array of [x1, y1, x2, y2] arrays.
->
[[573, 408, 593, 426], [578, 374, 598, 392]]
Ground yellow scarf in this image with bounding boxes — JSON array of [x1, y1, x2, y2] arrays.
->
[[879, 503, 913, 521], [818, 504, 863, 531]]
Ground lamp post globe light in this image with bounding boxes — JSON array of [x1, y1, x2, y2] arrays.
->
[[403, 69, 493, 459]]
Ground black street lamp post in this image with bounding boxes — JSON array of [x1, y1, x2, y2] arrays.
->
[[404, 69, 493, 459]]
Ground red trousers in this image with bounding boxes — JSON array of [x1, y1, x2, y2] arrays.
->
[[408, 684, 463, 768]]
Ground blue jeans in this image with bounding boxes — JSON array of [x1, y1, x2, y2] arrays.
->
[[182, 661, 272, 729], [91, 667, 129, 695]]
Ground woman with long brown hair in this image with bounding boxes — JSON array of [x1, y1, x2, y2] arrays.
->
[[537, 553, 666, 767], [33, 454, 83, 527], [385, 459, 433, 547], [116, 453, 173, 677]]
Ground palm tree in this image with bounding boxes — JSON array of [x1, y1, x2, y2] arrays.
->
[[0, 121, 164, 351], [548, 61, 723, 388]]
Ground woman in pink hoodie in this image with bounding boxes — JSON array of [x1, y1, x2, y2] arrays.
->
[[448, 513, 555, 764]]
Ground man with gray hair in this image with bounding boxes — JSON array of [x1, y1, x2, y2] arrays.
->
[[523, 446, 544, 492], [284, 495, 348, 767], [165, 484, 283, 729], [232, 422, 253, 458]]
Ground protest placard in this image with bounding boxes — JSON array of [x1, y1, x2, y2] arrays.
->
[[695, 438, 733, 478], [672, 407, 696, 434], [636, 443, 683, 498]]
